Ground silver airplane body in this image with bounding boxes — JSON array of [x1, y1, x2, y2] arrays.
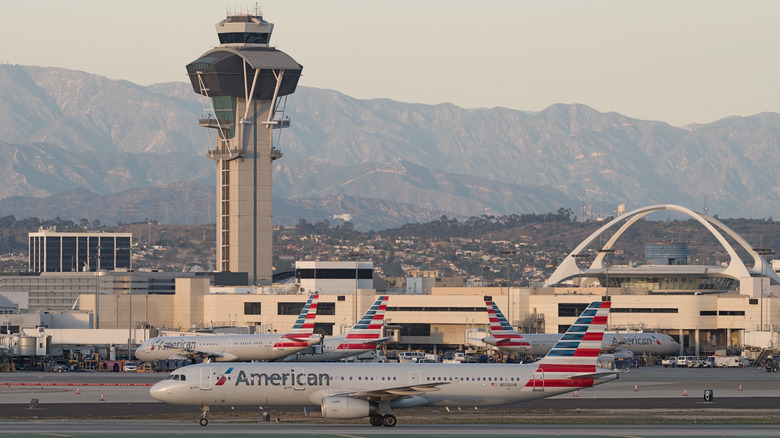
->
[[136, 295, 322, 362], [151, 302, 617, 427], [482, 301, 679, 356]]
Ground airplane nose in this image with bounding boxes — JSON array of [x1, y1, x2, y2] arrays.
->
[[150, 382, 174, 402]]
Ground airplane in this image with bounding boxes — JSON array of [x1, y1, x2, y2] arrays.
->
[[481, 301, 680, 357], [150, 301, 617, 427], [135, 294, 322, 363], [282, 295, 391, 362]]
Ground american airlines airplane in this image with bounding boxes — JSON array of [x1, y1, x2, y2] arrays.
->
[[282, 295, 391, 362], [151, 301, 617, 427], [481, 301, 680, 356], [135, 294, 322, 363]]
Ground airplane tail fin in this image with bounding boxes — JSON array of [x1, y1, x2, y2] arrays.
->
[[485, 301, 526, 344], [285, 294, 319, 337], [339, 295, 389, 350], [536, 301, 611, 375]]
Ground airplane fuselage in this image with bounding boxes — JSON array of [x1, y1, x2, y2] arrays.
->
[[282, 336, 371, 362], [136, 333, 318, 362], [485, 332, 679, 356], [151, 362, 615, 408]]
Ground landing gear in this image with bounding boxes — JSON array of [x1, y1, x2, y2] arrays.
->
[[368, 413, 397, 427], [381, 414, 397, 427], [199, 405, 210, 426]]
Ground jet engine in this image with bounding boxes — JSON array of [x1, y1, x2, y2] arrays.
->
[[320, 396, 377, 419]]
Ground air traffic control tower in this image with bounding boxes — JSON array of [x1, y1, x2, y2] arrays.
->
[[186, 12, 302, 285]]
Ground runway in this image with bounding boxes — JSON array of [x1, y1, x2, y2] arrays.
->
[[2, 421, 780, 437], [2, 366, 780, 437]]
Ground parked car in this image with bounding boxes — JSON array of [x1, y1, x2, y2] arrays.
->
[[49, 363, 69, 373], [123, 361, 138, 372]]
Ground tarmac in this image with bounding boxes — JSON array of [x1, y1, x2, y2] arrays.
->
[[1, 365, 780, 428]]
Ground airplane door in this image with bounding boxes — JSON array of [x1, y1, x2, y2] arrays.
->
[[294, 368, 305, 391], [227, 339, 234, 352], [409, 371, 421, 386], [532, 370, 544, 391], [200, 367, 213, 390]]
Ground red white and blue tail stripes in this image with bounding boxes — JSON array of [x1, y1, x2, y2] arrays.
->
[[528, 301, 611, 388], [276, 294, 319, 348], [337, 295, 388, 351], [485, 301, 530, 348]]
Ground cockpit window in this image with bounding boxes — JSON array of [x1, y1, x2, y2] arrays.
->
[[179, 374, 186, 381]]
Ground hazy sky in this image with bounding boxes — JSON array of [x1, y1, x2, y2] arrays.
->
[[2, 0, 779, 126]]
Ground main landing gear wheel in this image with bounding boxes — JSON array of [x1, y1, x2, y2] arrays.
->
[[382, 414, 397, 427], [199, 418, 208, 427], [369, 415, 384, 427]]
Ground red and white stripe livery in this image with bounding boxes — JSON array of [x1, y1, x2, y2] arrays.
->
[[283, 296, 391, 362], [152, 301, 617, 427], [136, 295, 322, 362], [528, 301, 610, 389]]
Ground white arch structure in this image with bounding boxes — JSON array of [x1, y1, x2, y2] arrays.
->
[[544, 204, 780, 295]]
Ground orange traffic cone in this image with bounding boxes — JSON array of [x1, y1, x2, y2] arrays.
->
[[739, 384, 742, 391], [634, 385, 638, 391], [76, 387, 80, 395], [683, 388, 687, 396], [574, 390, 579, 397], [100, 393, 104, 401]]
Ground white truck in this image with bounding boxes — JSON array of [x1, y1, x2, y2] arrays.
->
[[712, 356, 744, 367], [662, 356, 678, 367]]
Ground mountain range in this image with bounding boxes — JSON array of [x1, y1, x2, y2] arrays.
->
[[0, 64, 777, 230]]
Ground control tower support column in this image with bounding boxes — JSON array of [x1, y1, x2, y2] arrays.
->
[[186, 12, 302, 285]]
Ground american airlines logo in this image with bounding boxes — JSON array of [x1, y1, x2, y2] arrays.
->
[[215, 367, 233, 386], [153, 339, 197, 351], [607, 335, 660, 346], [234, 369, 332, 387]]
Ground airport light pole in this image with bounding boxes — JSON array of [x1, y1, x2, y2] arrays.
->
[[598, 249, 616, 299], [501, 250, 517, 328], [572, 252, 591, 285], [753, 247, 775, 330], [349, 253, 362, 326], [598, 248, 615, 330]]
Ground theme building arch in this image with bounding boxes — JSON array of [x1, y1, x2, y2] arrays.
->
[[544, 204, 780, 296]]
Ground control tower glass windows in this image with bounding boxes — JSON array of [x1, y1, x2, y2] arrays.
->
[[211, 96, 237, 140], [218, 32, 270, 45]]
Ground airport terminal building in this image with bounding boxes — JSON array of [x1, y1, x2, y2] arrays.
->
[[1, 205, 779, 358]]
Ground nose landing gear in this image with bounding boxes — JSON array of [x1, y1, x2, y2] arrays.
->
[[199, 405, 210, 426]]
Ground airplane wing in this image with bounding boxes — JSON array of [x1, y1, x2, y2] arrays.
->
[[169, 348, 238, 362], [282, 334, 323, 344], [566, 371, 619, 380], [363, 336, 393, 346], [334, 381, 452, 402], [600, 330, 627, 354], [599, 344, 619, 354]]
